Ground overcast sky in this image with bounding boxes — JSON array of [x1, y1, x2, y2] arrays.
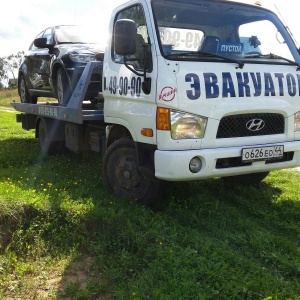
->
[[0, 0, 299, 57]]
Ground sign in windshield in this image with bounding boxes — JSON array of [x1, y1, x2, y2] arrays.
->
[[159, 28, 203, 52]]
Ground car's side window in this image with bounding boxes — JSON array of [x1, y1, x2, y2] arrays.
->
[[30, 28, 52, 51], [43, 28, 52, 45], [113, 5, 152, 71], [30, 31, 44, 50]]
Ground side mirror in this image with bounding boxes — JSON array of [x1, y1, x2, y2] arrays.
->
[[113, 18, 151, 95], [33, 37, 48, 49], [114, 19, 137, 55], [95, 52, 104, 61]]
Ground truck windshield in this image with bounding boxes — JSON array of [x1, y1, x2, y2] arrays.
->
[[151, 0, 300, 65]]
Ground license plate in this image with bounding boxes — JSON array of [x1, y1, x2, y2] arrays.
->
[[242, 145, 284, 162]]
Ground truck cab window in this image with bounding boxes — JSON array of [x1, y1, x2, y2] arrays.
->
[[239, 20, 292, 60], [152, 0, 299, 64], [113, 5, 152, 71]]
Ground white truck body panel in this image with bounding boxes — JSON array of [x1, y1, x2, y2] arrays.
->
[[102, 0, 300, 181]]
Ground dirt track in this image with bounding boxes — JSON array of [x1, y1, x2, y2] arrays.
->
[[0, 106, 15, 112]]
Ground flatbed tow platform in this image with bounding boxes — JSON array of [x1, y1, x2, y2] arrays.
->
[[11, 61, 104, 124]]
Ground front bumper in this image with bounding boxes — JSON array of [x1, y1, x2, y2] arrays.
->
[[68, 65, 102, 100], [154, 141, 300, 181]]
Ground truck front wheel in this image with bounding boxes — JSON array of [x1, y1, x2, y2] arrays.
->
[[102, 138, 160, 206]]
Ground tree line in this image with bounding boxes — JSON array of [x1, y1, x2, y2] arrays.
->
[[0, 51, 24, 89]]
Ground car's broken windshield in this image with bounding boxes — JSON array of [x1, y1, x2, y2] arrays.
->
[[151, 0, 300, 64], [55, 26, 100, 44]]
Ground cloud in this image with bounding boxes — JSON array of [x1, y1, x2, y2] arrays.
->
[[1, 0, 298, 57], [0, 0, 127, 56]]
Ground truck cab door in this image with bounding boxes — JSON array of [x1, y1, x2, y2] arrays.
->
[[103, 4, 158, 144]]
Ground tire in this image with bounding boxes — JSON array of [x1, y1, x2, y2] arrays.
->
[[222, 171, 270, 185], [38, 118, 66, 156], [102, 138, 160, 206], [19, 75, 37, 104], [56, 68, 71, 106]]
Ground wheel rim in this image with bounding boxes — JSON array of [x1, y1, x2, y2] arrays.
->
[[57, 71, 64, 105], [20, 78, 26, 103], [115, 155, 143, 191], [103, 138, 159, 205]]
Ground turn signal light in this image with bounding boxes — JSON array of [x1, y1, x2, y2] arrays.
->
[[156, 107, 171, 130], [141, 128, 153, 137]]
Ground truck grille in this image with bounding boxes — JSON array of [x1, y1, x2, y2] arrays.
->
[[216, 113, 284, 138]]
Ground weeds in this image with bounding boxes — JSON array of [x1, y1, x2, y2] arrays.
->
[[0, 88, 55, 108]]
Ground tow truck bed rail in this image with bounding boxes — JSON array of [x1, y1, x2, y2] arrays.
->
[[11, 61, 104, 124]]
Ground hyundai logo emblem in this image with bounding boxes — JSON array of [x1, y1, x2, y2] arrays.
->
[[246, 118, 265, 131]]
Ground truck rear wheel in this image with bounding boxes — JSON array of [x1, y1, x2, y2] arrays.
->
[[102, 138, 160, 206], [222, 171, 270, 185], [38, 118, 66, 155]]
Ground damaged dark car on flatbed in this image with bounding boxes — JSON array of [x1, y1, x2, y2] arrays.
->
[[18, 25, 104, 106]]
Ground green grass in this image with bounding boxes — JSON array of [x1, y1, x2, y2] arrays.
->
[[0, 110, 300, 299], [0, 89, 19, 108]]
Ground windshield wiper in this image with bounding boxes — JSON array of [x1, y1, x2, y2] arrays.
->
[[58, 42, 87, 44], [244, 53, 300, 71], [165, 51, 244, 69]]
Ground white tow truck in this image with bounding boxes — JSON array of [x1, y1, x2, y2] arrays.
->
[[11, 0, 300, 205]]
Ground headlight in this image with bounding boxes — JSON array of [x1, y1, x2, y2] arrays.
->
[[69, 53, 96, 63], [295, 112, 300, 132], [171, 110, 207, 139]]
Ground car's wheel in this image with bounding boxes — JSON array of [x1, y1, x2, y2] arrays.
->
[[222, 171, 270, 185], [19, 75, 37, 104], [102, 138, 160, 206], [56, 68, 71, 106]]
